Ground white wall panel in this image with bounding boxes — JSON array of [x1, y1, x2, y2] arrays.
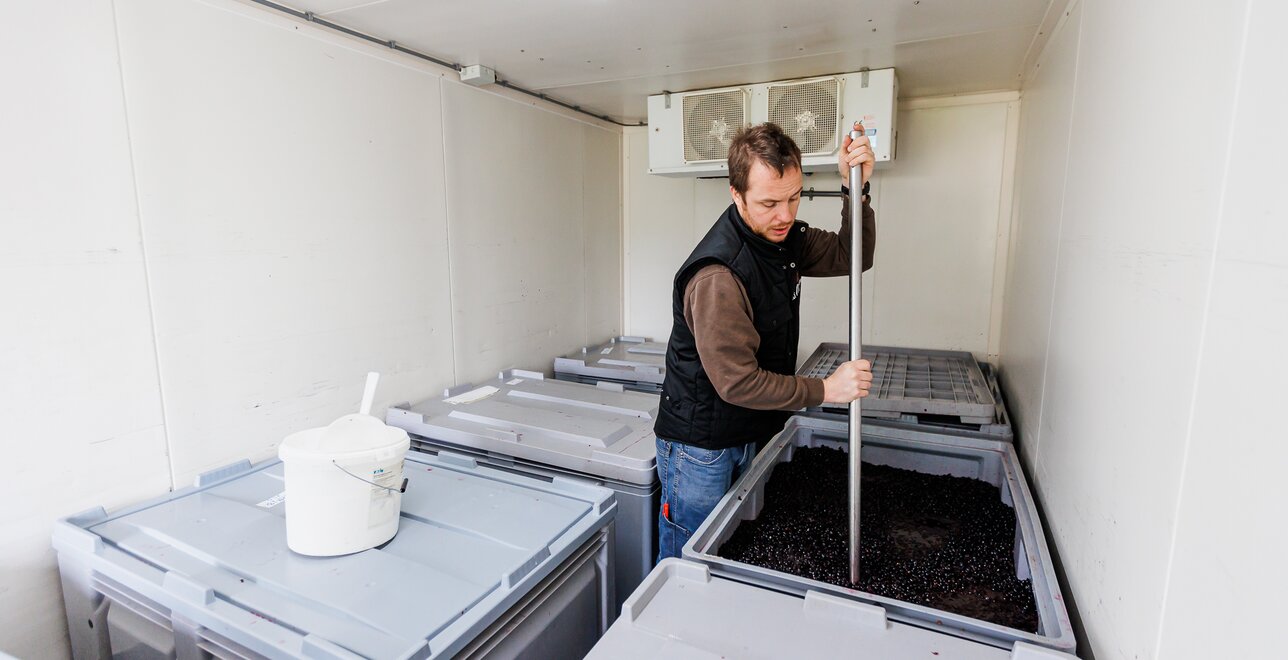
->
[[3, 1, 623, 657], [114, 0, 456, 484], [441, 83, 619, 383], [0, 3, 169, 657], [582, 126, 624, 341], [792, 184, 877, 366], [999, 1, 1253, 657], [690, 181, 733, 245], [867, 102, 1012, 355], [623, 127, 695, 342], [1030, 0, 1246, 651], [998, 1, 1081, 470], [1157, 1, 1286, 656], [623, 97, 1017, 361]]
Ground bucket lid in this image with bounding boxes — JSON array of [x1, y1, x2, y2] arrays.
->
[[279, 413, 409, 460]]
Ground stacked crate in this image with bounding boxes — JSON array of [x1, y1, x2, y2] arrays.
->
[[386, 369, 661, 617], [54, 449, 616, 659]]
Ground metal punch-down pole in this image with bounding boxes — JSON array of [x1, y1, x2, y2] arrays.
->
[[847, 128, 865, 586]]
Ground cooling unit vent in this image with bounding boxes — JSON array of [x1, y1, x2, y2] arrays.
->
[[768, 78, 840, 156], [682, 89, 747, 163]]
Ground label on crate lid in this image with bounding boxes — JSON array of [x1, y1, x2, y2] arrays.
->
[[256, 491, 286, 508], [444, 385, 499, 405]]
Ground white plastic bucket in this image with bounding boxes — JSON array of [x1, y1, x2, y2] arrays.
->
[[278, 413, 411, 556]]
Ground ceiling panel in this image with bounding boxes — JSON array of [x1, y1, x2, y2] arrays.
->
[[278, 0, 1054, 122], [539, 26, 1038, 118]]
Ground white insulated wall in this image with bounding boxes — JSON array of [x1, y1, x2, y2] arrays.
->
[[0, 4, 172, 654], [623, 94, 1019, 363], [114, 0, 461, 487], [1155, 2, 1287, 656], [441, 86, 623, 385], [0, 1, 621, 657], [999, 0, 1282, 658]]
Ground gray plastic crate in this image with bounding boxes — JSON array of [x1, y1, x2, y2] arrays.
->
[[553, 336, 666, 394], [803, 359, 1014, 442], [54, 449, 616, 660], [386, 369, 659, 619], [683, 415, 1075, 654], [588, 559, 1077, 660], [799, 343, 996, 424]]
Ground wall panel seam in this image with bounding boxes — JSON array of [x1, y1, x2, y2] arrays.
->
[[616, 137, 625, 334], [1031, 0, 1084, 476], [437, 79, 460, 385], [1150, 1, 1254, 654], [621, 132, 633, 334], [988, 100, 1022, 363], [1023, 0, 1083, 84], [581, 128, 591, 346], [110, 0, 175, 490]]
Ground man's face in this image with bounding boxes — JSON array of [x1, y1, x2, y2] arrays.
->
[[732, 160, 803, 243]]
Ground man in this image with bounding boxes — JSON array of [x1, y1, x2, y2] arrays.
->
[[653, 121, 877, 561]]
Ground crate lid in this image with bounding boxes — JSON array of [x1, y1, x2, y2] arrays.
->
[[387, 370, 659, 486], [554, 336, 667, 385], [588, 559, 1076, 660], [55, 450, 615, 660]]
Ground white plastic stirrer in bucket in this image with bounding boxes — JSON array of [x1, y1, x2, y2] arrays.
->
[[278, 372, 411, 556]]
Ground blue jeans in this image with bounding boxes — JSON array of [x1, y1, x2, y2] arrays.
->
[[655, 437, 757, 563]]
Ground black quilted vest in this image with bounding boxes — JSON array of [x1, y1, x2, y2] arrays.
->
[[654, 203, 807, 450]]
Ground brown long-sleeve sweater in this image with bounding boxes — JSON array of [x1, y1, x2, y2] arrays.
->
[[684, 192, 876, 411]]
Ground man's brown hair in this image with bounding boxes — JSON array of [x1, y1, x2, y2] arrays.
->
[[726, 122, 802, 195]]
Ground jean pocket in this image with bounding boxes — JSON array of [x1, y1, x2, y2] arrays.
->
[[678, 445, 726, 466], [660, 512, 692, 559]]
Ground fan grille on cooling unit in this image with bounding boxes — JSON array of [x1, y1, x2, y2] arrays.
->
[[768, 78, 840, 156], [682, 90, 747, 163]]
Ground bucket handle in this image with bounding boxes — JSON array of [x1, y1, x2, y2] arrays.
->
[[332, 461, 409, 494]]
